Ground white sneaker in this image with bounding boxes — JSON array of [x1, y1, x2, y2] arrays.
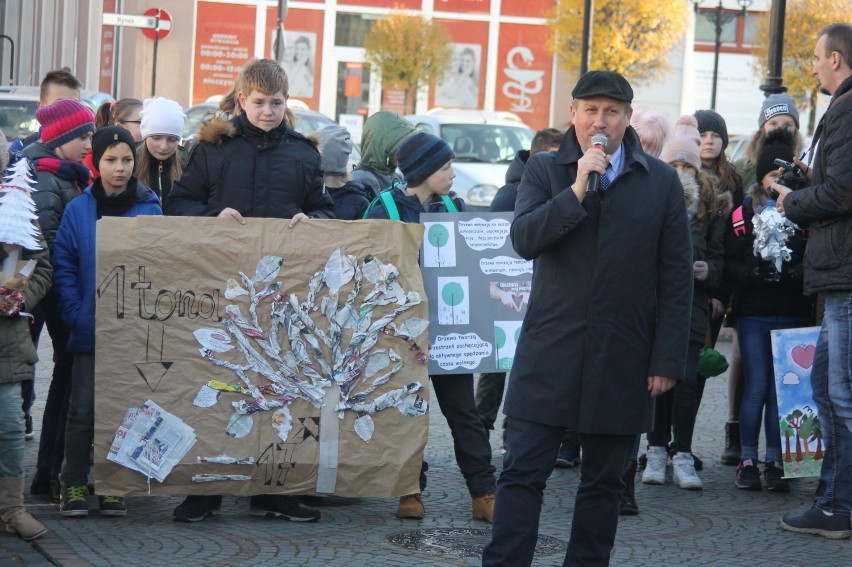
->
[[641, 446, 668, 485], [672, 452, 703, 490]]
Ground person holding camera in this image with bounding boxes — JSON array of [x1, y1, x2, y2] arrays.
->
[[722, 128, 814, 492], [775, 22, 852, 539]]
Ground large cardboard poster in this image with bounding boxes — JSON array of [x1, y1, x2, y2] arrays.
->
[[420, 212, 532, 375], [771, 327, 822, 479], [94, 217, 429, 497]]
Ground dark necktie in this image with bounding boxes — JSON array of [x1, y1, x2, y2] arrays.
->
[[599, 166, 612, 190]]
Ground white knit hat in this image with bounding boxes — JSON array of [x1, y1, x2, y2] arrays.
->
[[140, 97, 186, 140]]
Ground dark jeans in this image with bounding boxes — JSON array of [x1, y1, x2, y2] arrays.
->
[[30, 293, 73, 477], [475, 372, 507, 431], [737, 315, 804, 460], [812, 292, 851, 516], [60, 353, 94, 488], [425, 374, 496, 497], [483, 417, 634, 567], [647, 342, 701, 453]]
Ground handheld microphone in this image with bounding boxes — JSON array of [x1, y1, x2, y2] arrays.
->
[[586, 133, 609, 192]]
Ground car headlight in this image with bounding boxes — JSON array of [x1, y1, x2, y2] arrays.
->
[[466, 184, 500, 208]]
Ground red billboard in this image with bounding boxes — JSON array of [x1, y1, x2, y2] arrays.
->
[[192, 2, 256, 105], [265, 7, 325, 110], [494, 23, 554, 130], [430, 19, 490, 110]]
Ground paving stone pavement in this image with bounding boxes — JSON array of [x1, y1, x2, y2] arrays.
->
[[2, 337, 848, 566]]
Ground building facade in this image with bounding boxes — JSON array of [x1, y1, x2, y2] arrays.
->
[[0, 0, 826, 135]]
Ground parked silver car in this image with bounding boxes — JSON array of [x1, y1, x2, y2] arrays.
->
[[0, 85, 115, 142], [404, 110, 534, 210]]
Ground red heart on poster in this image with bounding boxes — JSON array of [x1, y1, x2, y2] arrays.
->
[[791, 345, 815, 369]]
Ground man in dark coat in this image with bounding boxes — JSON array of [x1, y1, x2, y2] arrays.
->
[[775, 22, 852, 540], [482, 71, 693, 567]]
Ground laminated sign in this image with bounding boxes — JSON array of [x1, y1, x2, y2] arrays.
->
[[420, 212, 531, 375], [94, 217, 429, 497]]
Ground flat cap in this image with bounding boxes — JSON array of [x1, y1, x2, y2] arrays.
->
[[571, 71, 634, 103]]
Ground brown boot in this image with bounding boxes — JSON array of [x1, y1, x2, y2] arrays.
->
[[0, 477, 47, 541], [472, 492, 495, 523], [396, 494, 424, 519]]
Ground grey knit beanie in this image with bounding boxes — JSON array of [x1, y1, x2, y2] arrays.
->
[[758, 94, 799, 129], [318, 124, 353, 175]]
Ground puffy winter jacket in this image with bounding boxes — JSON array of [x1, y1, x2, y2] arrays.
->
[[22, 142, 88, 252], [52, 181, 162, 353], [0, 235, 51, 384], [165, 114, 334, 220]]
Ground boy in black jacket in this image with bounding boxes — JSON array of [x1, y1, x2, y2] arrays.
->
[[165, 58, 333, 523]]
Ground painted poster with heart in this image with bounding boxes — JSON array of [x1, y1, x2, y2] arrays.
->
[[421, 212, 528, 374], [771, 326, 821, 479]]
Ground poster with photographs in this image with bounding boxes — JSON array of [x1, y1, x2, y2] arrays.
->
[[435, 43, 481, 109], [421, 212, 532, 375], [270, 30, 316, 98]]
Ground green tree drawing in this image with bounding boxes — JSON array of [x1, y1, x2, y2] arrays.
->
[[428, 224, 450, 265], [806, 411, 824, 461], [441, 281, 464, 323], [799, 414, 814, 457], [780, 417, 793, 464], [786, 409, 805, 463]]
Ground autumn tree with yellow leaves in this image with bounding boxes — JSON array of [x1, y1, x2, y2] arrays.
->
[[751, 0, 852, 135], [547, 0, 690, 84], [364, 10, 454, 113]]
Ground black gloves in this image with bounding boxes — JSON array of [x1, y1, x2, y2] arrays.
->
[[782, 263, 804, 282], [748, 262, 780, 283]]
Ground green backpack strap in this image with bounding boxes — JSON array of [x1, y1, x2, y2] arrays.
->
[[362, 190, 457, 220], [362, 189, 401, 221], [440, 194, 459, 213]]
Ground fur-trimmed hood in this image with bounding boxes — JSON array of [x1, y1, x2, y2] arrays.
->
[[714, 188, 734, 218], [677, 168, 700, 210], [197, 114, 319, 148], [198, 117, 236, 144]]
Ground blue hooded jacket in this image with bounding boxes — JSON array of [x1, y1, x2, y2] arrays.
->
[[52, 180, 162, 353]]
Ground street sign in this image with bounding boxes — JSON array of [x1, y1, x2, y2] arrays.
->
[[102, 12, 172, 32], [141, 8, 172, 41]]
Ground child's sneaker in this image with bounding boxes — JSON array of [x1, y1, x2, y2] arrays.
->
[[98, 495, 127, 516], [735, 459, 762, 490], [641, 446, 668, 485], [764, 461, 790, 492], [672, 452, 703, 490], [59, 485, 89, 517]]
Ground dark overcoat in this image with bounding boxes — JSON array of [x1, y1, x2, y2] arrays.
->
[[503, 126, 693, 434]]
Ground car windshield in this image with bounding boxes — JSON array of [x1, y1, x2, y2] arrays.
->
[[439, 124, 534, 164], [0, 99, 39, 141], [182, 105, 216, 140]]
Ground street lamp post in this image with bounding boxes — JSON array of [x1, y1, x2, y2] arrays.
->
[[760, 0, 787, 95], [693, 0, 752, 110]]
